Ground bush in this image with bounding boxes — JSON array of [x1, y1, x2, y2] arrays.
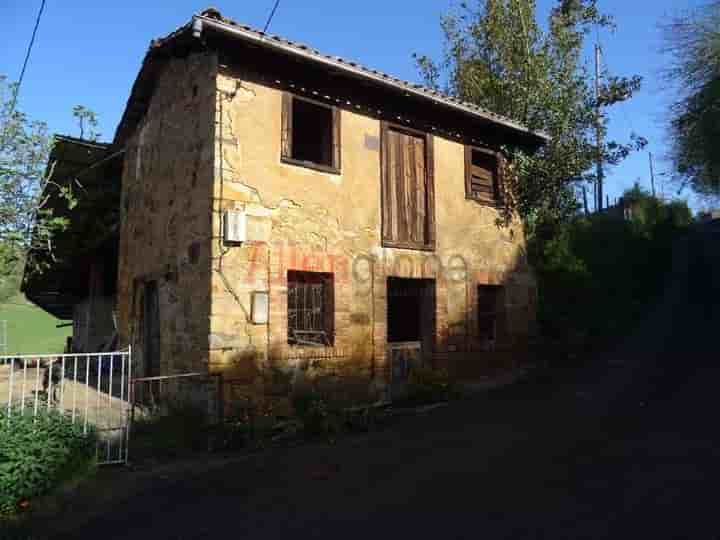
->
[[0, 406, 97, 516], [403, 367, 454, 406], [530, 191, 691, 360], [131, 401, 211, 459], [291, 389, 342, 440]]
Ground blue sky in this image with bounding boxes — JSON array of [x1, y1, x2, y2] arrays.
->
[[2, 0, 706, 210]]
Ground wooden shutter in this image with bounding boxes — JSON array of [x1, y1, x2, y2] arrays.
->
[[381, 123, 434, 250], [466, 146, 499, 204], [496, 152, 506, 206], [332, 106, 341, 171], [425, 133, 435, 248], [281, 92, 293, 160]]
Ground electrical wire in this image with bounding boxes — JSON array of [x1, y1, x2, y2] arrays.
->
[[3, 0, 47, 134], [263, 0, 281, 34]]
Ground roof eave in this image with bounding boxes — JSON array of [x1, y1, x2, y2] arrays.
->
[[195, 15, 550, 144]]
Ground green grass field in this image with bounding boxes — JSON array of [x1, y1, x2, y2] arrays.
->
[[0, 294, 70, 356]]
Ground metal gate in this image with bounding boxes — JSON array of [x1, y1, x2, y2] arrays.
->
[[388, 341, 423, 400], [1, 349, 132, 465]]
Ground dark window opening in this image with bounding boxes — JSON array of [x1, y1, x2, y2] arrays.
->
[[281, 93, 340, 172], [287, 271, 334, 346], [292, 99, 333, 166], [466, 147, 500, 204], [478, 285, 502, 342], [387, 278, 436, 343]]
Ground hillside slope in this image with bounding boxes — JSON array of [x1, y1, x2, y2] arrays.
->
[[0, 294, 70, 356]]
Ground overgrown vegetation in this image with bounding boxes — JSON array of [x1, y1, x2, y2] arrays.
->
[[416, 0, 645, 224], [0, 406, 97, 516], [662, 1, 720, 199], [130, 401, 213, 460], [402, 366, 456, 406], [530, 188, 692, 358]]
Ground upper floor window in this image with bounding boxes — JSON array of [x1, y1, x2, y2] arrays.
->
[[381, 122, 436, 251], [465, 146, 502, 205], [281, 93, 341, 174]]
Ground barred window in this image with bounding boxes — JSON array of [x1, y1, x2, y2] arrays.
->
[[287, 271, 334, 346]]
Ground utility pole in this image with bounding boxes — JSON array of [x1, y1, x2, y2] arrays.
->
[[582, 185, 589, 215], [594, 44, 604, 212], [649, 152, 656, 198]]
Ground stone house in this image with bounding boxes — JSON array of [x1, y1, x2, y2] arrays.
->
[[41, 9, 548, 401]]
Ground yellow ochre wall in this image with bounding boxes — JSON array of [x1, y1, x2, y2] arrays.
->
[[207, 63, 537, 398]]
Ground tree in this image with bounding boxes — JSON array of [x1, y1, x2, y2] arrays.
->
[[0, 75, 78, 280], [416, 0, 645, 227], [72, 105, 101, 142], [662, 1, 720, 198]]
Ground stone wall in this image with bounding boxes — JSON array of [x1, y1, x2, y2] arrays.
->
[[116, 52, 537, 398], [207, 65, 537, 400], [116, 52, 218, 377]]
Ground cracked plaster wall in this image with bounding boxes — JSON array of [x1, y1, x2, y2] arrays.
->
[[208, 67, 538, 395]]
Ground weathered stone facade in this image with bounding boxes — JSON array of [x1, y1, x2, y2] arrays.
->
[[117, 45, 538, 401], [117, 52, 218, 376]]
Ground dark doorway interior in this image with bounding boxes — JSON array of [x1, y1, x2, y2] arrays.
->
[[387, 277, 436, 346], [142, 281, 160, 377]]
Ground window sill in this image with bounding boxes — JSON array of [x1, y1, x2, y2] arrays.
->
[[381, 240, 436, 252], [465, 196, 504, 209], [281, 156, 340, 175], [287, 342, 336, 349]]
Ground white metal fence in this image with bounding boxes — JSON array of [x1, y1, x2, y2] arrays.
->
[[1, 349, 132, 465]]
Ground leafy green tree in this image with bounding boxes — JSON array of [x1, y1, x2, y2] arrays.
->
[[72, 105, 101, 142], [662, 1, 720, 198], [416, 0, 645, 227], [0, 75, 84, 285]]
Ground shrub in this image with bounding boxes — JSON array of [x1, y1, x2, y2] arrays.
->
[[291, 389, 342, 440], [403, 366, 453, 406], [0, 406, 96, 516], [130, 401, 211, 459], [530, 192, 691, 360]]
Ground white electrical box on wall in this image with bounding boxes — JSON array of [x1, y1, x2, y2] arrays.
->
[[223, 210, 247, 243]]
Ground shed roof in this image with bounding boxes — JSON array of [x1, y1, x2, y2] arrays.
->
[[22, 136, 122, 319]]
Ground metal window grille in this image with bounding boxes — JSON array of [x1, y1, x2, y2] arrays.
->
[[287, 272, 332, 346]]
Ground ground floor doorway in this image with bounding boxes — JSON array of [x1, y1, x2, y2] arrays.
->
[[386, 277, 436, 397]]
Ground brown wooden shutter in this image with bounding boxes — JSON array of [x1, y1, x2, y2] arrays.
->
[[413, 135, 426, 245], [332, 106, 341, 171], [381, 124, 435, 250], [281, 92, 293, 160], [425, 133, 436, 248], [466, 146, 500, 205], [464, 145, 473, 199], [496, 152, 506, 206], [380, 122, 391, 244]]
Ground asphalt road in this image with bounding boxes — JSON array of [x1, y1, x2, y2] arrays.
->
[[57, 225, 720, 539]]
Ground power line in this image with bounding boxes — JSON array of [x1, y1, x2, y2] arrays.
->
[[5, 0, 47, 126], [263, 0, 281, 34]]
